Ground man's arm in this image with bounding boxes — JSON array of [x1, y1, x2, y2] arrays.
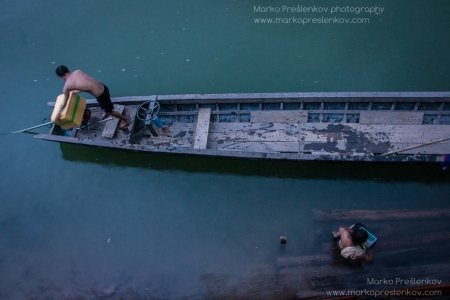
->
[[356, 248, 374, 264], [57, 87, 72, 120], [339, 226, 354, 234]]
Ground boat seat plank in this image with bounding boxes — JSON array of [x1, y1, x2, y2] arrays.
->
[[102, 104, 125, 138], [207, 141, 299, 153], [359, 111, 424, 125], [250, 110, 307, 123], [193, 108, 211, 149]]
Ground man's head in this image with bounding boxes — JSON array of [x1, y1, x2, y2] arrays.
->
[[55, 65, 70, 78], [351, 227, 368, 245]]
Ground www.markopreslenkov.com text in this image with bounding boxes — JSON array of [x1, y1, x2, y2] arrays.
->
[[254, 16, 370, 25], [325, 289, 442, 298], [253, 5, 383, 25]]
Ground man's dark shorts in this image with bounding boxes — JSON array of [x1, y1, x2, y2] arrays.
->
[[96, 84, 114, 113]]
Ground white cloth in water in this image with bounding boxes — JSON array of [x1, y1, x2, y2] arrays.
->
[[339, 240, 366, 260]]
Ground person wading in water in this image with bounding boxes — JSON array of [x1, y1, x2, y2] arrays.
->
[[332, 223, 374, 263]]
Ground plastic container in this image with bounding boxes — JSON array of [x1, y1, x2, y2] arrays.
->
[[51, 92, 87, 129]]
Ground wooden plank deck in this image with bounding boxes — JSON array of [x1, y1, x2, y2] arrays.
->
[[75, 105, 136, 143], [207, 141, 299, 152], [359, 111, 424, 125], [298, 123, 450, 155], [169, 123, 195, 148], [102, 104, 125, 138], [250, 110, 307, 123], [193, 108, 211, 149], [204, 122, 450, 155]]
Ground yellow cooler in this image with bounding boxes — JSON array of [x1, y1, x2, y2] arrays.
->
[[51, 92, 87, 129]]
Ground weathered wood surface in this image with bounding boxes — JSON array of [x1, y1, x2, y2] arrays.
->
[[207, 141, 299, 152], [313, 208, 450, 221], [33, 133, 443, 163], [250, 110, 307, 123], [46, 92, 450, 111], [142, 125, 172, 137], [208, 122, 298, 132], [382, 136, 450, 156], [204, 122, 299, 154], [208, 129, 298, 142], [359, 111, 424, 125], [143, 137, 171, 147], [193, 108, 211, 149], [73, 105, 136, 142], [196, 122, 297, 152], [300, 141, 450, 155], [102, 104, 125, 138], [42, 90, 450, 159], [298, 123, 450, 155], [170, 123, 194, 148]]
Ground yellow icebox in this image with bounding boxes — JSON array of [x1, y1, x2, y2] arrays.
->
[[50, 92, 87, 129]]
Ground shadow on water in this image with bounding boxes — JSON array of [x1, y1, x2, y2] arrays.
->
[[60, 143, 450, 183]]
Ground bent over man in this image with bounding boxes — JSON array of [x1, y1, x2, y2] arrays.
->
[[55, 65, 128, 128], [332, 223, 374, 264]]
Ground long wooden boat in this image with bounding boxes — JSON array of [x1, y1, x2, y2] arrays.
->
[[34, 91, 450, 163]]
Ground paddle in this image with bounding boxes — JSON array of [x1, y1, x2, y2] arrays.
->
[[11, 117, 114, 134], [78, 117, 113, 129], [381, 136, 450, 156], [12, 122, 53, 133]]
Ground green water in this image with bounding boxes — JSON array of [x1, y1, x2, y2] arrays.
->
[[1, 0, 450, 298]]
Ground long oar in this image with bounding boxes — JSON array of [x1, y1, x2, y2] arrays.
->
[[381, 136, 450, 156], [78, 117, 113, 129], [12, 117, 114, 134], [12, 121, 53, 133]]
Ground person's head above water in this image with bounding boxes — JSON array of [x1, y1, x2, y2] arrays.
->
[[351, 227, 368, 245], [55, 65, 69, 77]]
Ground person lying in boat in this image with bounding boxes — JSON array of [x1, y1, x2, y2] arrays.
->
[[332, 223, 374, 264], [55, 65, 128, 128]]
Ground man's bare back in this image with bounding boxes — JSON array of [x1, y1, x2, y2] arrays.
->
[[62, 70, 104, 99]]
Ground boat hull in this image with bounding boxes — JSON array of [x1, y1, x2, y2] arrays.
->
[[35, 91, 450, 164]]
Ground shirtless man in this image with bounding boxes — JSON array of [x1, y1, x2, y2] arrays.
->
[[332, 224, 374, 263], [55, 65, 128, 128]]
